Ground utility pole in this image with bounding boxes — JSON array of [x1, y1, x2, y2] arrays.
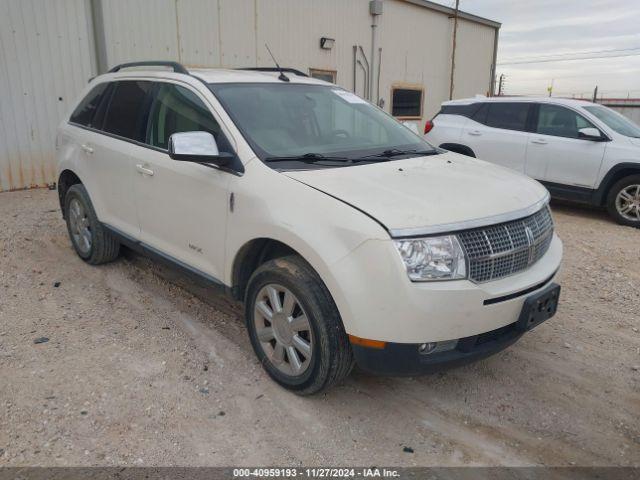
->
[[449, 0, 459, 100], [547, 78, 554, 97], [592, 86, 598, 103], [497, 74, 505, 96]]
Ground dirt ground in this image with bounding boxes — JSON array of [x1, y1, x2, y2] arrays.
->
[[0, 188, 638, 467]]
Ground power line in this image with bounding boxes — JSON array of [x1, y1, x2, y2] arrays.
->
[[500, 46, 640, 64], [504, 71, 636, 83], [498, 50, 640, 66]]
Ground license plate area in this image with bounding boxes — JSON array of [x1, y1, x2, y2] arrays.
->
[[517, 283, 561, 332]]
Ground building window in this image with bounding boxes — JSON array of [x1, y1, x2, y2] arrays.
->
[[391, 86, 423, 119], [309, 68, 337, 84]]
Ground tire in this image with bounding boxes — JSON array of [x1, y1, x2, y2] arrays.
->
[[606, 175, 640, 228], [244, 255, 354, 395], [64, 184, 121, 264]]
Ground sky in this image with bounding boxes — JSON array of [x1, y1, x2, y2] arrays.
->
[[433, 0, 640, 99]]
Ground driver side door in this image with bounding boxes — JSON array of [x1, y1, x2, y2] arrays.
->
[[132, 81, 233, 281]]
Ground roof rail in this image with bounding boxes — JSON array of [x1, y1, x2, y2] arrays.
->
[[239, 67, 308, 77], [108, 61, 189, 75]]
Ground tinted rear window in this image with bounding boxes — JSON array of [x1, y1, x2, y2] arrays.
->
[[485, 103, 530, 131], [70, 83, 109, 127], [103, 81, 154, 141], [440, 104, 482, 118]]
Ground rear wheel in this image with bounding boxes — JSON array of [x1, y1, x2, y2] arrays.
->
[[606, 175, 640, 228], [64, 184, 120, 264], [245, 256, 353, 395]]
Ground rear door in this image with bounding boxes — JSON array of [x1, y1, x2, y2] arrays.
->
[[461, 102, 532, 172], [526, 103, 606, 187], [81, 80, 154, 237], [132, 81, 232, 280]]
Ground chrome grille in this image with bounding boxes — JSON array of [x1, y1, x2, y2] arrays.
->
[[458, 206, 554, 283]]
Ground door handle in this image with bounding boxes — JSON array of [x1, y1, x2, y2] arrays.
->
[[81, 144, 94, 154], [136, 164, 154, 176], [468, 130, 482, 136], [531, 138, 548, 145]]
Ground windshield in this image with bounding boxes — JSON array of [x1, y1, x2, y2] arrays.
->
[[208, 83, 436, 166], [583, 105, 640, 138]]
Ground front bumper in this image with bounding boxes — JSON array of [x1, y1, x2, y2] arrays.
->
[[327, 234, 563, 344], [353, 320, 524, 376], [353, 281, 560, 375]]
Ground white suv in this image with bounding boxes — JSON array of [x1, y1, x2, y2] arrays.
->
[[56, 62, 562, 394], [425, 96, 640, 227]]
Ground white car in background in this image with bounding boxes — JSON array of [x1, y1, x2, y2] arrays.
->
[[425, 97, 640, 227]]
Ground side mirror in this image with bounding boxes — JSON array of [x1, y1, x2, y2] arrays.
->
[[168, 131, 234, 166], [578, 127, 604, 141]]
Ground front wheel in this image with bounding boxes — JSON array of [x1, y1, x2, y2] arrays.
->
[[606, 175, 640, 228], [244, 256, 354, 395]]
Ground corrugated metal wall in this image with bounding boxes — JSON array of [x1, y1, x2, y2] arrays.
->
[[379, 0, 452, 118], [452, 18, 496, 100], [99, 0, 373, 86], [99, 0, 497, 126], [0, 0, 95, 191], [0, 0, 497, 191]]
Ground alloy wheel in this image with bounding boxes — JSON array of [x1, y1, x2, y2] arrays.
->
[[68, 198, 92, 254], [615, 184, 640, 222], [253, 283, 313, 376]]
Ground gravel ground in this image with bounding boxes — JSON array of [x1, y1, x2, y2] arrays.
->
[[0, 188, 638, 467]]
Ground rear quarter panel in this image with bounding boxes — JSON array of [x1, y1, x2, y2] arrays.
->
[[425, 114, 468, 148]]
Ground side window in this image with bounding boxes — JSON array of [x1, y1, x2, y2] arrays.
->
[[147, 84, 221, 150], [69, 83, 109, 127], [536, 104, 596, 139], [103, 81, 154, 141], [485, 103, 530, 131], [471, 103, 489, 124], [391, 87, 423, 118], [441, 103, 483, 119]]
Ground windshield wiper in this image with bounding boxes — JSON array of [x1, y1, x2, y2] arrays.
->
[[362, 148, 438, 159], [264, 153, 351, 163]]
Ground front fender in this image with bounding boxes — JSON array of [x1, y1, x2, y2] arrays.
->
[[224, 161, 389, 333]]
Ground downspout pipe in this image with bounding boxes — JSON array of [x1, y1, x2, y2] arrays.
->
[[353, 45, 358, 93], [89, 0, 108, 74], [358, 45, 370, 100], [369, 1, 383, 105], [357, 60, 368, 100]]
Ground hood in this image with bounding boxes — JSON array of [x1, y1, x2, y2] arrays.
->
[[628, 137, 640, 148], [284, 152, 550, 236]]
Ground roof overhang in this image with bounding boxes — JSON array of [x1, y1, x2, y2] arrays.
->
[[401, 0, 501, 29]]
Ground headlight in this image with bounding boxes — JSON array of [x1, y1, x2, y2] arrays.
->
[[393, 235, 467, 281]]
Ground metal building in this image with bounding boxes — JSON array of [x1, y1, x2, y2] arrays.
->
[[0, 0, 499, 191], [597, 98, 640, 125]]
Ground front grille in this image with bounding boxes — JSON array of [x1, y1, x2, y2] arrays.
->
[[457, 206, 554, 283]]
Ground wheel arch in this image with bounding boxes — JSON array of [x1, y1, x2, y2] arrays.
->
[[228, 235, 353, 325], [439, 143, 476, 157], [57, 169, 83, 218], [230, 237, 303, 301], [594, 162, 640, 205]]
